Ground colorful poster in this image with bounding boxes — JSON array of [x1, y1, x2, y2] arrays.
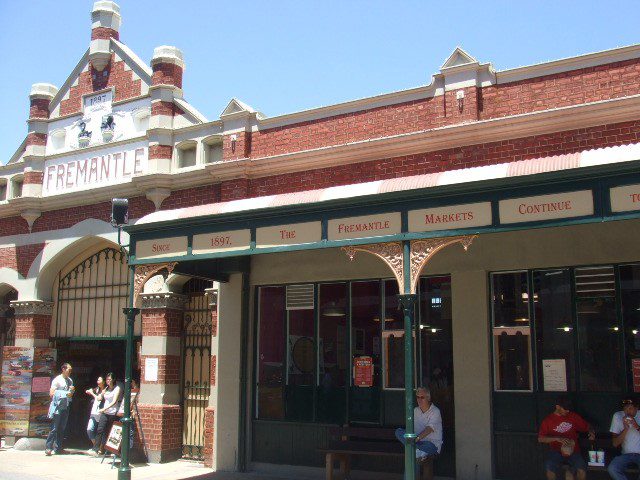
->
[[29, 348, 56, 437], [354, 356, 374, 387], [0, 347, 33, 436]]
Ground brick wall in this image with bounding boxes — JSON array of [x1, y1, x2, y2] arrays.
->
[[141, 308, 183, 337], [151, 64, 183, 89], [249, 58, 640, 159], [29, 99, 50, 120], [203, 407, 215, 468], [15, 314, 51, 340], [91, 27, 119, 41], [151, 101, 185, 117], [140, 354, 180, 384], [59, 55, 142, 116], [137, 404, 183, 454], [23, 171, 44, 185], [0, 244, 45, 276]]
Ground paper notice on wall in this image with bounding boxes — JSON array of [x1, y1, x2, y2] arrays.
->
[[542, 359, 567, 392], [632, 359, 640, 393], [144, 357, 158, 382]]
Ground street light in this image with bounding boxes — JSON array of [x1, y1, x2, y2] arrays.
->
[[111, 198, 138, 480]]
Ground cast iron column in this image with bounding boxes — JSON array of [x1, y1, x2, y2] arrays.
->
[[398, 240, 418, 480], [118, 264, 140, 480]]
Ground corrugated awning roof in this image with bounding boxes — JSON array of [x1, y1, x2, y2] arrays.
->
[[137, 142, 640, 225]]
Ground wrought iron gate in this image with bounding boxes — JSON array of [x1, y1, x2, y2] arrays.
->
[[181, 278, 213, 460], [54, 247, 131, 338]]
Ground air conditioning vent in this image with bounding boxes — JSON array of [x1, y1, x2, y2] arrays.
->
[[286, 284, 314, 310], [575, 266, 615, 298]]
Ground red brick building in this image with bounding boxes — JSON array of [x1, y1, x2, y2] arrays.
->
[[1, 2, 640, 479]]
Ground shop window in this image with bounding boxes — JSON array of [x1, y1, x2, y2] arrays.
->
[[286, 299, 315, 421], [317, 282, 348, 424], [621, 264, 640, 392], [491, 271, 532, 391], [419, 276, 454, 429], [534, 269, 575, 391], [176, 141, 197, 168], [256, 286, 286, 420], [203, 136, 223, 163], [575, 266, 623, 392]]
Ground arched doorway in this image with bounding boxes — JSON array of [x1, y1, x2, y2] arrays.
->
[[51, 245, 139, 446]]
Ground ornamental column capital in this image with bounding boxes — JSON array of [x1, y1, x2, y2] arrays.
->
[[10, 300, 54, 316]]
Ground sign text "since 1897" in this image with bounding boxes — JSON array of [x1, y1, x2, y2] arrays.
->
[[45, 148, 144, 192]]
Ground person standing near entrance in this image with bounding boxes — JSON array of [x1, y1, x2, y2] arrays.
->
[[88, 372, 121, 455], [538, 396, 595, 480], [85, 376, 106, 447], [395, 386, 443, 460], [608, 398, 640, 480], [45, 363, 74, 456]]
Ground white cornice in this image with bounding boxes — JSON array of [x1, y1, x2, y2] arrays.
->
[[497, 43, 640, 84]]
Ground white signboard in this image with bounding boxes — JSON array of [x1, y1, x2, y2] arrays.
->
[[328, 213, 401, 241], [610, 184, 640, 213], [144, 357, 158, 382], [136, 236, 188, 260], [43, 141, 147, 196], [192, 230, 251, 255], [499, 190, 593, 224], [542, 359, 567, 392], [256, 222, 321, 248], [408, 202, 492, 232]]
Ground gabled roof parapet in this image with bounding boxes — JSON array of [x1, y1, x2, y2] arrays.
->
[[441, 47, 479, 69], [221, 98, 257, 118]]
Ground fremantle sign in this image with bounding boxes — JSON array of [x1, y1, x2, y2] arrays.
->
[[43, 141, 148, 196]]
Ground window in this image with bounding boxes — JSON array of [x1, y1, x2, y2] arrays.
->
[[382, 279, 414, 389], [575, 266, 622, 392], [176, 141, 197, 168], [533, 269, 575, 391], [10, 177, 23, 199], [0, 181, 6, 201], [492, 264, 639, 393], [203, 137, 223, 164], [491, 272, 532, 391]]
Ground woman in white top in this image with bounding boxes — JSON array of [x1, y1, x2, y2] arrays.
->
[[85, 376, 106, 447], [88, 372, 121, 455]]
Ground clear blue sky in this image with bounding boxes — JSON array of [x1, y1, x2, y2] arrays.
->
[[0, 0, 638, 163]]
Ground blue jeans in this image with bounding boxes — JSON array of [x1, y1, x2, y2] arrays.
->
[[45, 409, 69, 452], [608, 453, 640, 480], [87, 416, 98, 442], [394, 428, 439, 456], [544, 451, 587, 475]]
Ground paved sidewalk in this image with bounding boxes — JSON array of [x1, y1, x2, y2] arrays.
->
[[0, 448, 298, 480]]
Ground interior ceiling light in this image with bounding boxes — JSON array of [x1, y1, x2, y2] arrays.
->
[[322, 302, 345, 317]]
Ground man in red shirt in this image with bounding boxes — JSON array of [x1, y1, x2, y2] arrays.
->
[[538, 397, 595, 480]]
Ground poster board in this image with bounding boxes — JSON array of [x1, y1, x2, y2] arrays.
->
[[632, 358, 640, 393], [29, 348, 57, 437], [0, 347, 34, 436], [104, 421, 124, 454], [353, 356, 373, 387], [542, 359, 568, 392]]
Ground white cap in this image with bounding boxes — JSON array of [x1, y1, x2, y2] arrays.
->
[[91, 1, 121, 32], [29, 83, 58, 100], [151, 46, 185, 70]]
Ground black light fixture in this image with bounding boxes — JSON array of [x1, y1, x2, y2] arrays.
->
[[111, 198, 129, 227]]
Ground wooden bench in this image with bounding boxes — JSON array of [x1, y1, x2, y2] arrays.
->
[[319, 426, 436, 480]]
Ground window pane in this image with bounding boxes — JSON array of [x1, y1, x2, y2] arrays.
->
[[419, 276, 454, 429], [575, 266, 622, 392], [621, 264, 640, 392], [491, 272, 532, 391], [286, 308, 315, 421], [383, 280, 403, 330], [257, 286, 285, 419], [317, 283, 347, 423], [349, 281, 381, 423], [533, 269, 575, 391]]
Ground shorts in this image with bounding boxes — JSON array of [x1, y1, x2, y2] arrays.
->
[[544, 451, 587, 474]]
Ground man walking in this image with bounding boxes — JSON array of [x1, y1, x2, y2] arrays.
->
[[608, 398, 640, 479], [45, 363, 74, 456]]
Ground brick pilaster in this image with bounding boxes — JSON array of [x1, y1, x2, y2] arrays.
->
[[204, 287, 218, 468], [138, 292, 186, 463], [10, 301, 53, 348], [222, 131, 251, 161]]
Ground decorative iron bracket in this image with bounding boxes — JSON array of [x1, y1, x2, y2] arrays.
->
[[343, 242, 405, 293]]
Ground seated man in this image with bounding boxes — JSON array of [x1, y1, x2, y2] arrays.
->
[[395, 386, 443, 461], [608, 398, 640, 480], [538, 396, 595, 480]]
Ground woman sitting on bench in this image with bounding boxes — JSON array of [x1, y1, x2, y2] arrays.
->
[[395, 387, 443, 461]]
